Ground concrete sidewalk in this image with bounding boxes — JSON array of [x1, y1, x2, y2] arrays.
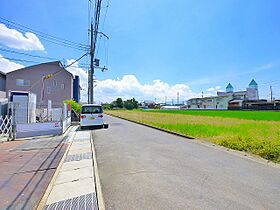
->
[[43, 130, 98, 210], [0, 127, 75, 210]]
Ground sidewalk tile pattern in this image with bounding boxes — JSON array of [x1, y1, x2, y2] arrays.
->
[[64, 152, 92, 162], [44, 192, 97, 210]]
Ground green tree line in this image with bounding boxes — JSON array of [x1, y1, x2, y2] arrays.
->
[[103, 98, 139, 110]]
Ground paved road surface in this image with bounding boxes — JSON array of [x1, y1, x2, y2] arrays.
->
[[93, 115, 280, 210]]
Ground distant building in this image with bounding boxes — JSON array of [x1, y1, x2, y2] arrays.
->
[[226, 83, 234, 93], [140, 100, 161, 109], [241, 100, 280, 110], [0, 71, 6, 98], [6, 61, 75, 107], [160, 106, 180, 110], [246, 79, 259, 101], [187, 79, 259, 110]]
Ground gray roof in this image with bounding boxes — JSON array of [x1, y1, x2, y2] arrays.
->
[[6, 61, 73, 78], [0, 70, 6, 76]]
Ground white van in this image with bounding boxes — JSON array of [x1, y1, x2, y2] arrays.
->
[[80, 104, 104, 129]]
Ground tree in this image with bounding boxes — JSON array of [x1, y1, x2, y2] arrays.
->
[[124, 98, 139, 110], [102, 103, 112, 110], [132, 98, 139, 109], [116, 98, 124, 108]]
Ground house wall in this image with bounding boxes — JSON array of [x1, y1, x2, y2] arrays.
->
[[215, 96, 233, 109], [246, 87, 259, 100], [188, 96, 233, 109], [6, 62, 73, 107], [0, 73, 6, 92]]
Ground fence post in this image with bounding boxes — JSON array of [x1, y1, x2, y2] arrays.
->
[[11, 105, 16, 140]]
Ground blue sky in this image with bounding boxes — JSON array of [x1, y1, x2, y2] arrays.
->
[[0, 0, 280, 102]]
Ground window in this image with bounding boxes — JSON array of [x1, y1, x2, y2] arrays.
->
[[82, 106, 102, 114], [53, 80, 57, 86], [47, 86, 51, 94], [61, 83, 65, 89], [16, 79, 30, 86]]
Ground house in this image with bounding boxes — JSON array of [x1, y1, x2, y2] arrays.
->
[[187, 79, 259, 110], [0, 71, 6, 98], [6, 61, 79, 107]]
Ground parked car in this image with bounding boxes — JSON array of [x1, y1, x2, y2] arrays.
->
[[80, 104, 105, 129]]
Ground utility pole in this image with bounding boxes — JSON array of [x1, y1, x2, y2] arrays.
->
[[177, 92, 179, 105], [88, 0, 103, 104], [88, 23, 94, 104], [202, 91, 204, 98], [270, 85, 273, 102]]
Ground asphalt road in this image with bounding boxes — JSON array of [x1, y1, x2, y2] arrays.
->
[[93, 115, 280, 210]]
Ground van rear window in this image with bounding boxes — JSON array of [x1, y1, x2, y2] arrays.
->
[[82, 106, 102, 114]]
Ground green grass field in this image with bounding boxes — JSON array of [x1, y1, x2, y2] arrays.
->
[[145, 109, 280, 121], [106, 109, 280, 163]]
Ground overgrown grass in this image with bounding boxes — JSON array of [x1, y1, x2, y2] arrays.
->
[[145, 109, 280, 121], [106, 110, 280, 163]]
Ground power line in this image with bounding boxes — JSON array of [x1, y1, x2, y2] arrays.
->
[[96, 0, 110, 57], [0, 47, 59, 60], [24, 53, 89, 92], [0, 17, 88, 47], [0, 55, 38, 64], [65, 53, 88, 68], [0, 54, 91, 72], [0, 17, 90, 51], [0, 55, 88, 69]]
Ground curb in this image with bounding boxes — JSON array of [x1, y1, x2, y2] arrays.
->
[[106, 113, 195, 139], [36, 126, 77, 210], [90, 131, 105, 210]]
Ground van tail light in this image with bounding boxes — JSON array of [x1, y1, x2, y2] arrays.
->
[[98, 114, 103, 118], [80, 115, 86, 119]]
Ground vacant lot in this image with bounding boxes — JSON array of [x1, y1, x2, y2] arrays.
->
[[106, 110, 280, 163]]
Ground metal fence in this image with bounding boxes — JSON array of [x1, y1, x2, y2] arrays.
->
[[0, 102, 72, 140], [0, 115, 13, 141]]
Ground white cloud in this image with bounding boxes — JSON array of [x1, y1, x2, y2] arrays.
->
[[207, 87, 215, 91], [65, 61, 201, 103], [94, 75, 200, 103], [65, 61, 221, 103], [0, 54, 24, 73], [64, 62, 201, 103], [205, 86, 224, 97], [0, 23, 44, 51]]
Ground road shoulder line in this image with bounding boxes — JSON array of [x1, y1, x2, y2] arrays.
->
[[91, 131, 105, 210]]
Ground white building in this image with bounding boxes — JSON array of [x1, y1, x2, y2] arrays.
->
[[187, 79, 259, 109]]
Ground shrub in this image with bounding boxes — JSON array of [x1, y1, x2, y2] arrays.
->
[[64, 99, 82, 114]]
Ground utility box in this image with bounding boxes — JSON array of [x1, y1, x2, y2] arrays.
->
[[9, 91, 37, 124]]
